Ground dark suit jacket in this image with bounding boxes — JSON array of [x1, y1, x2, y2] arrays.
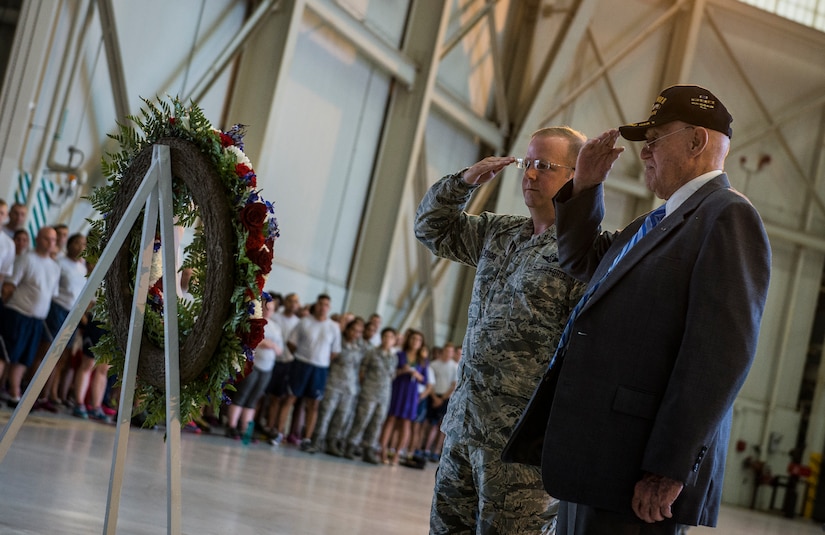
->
[[503, 174, 771, 527]]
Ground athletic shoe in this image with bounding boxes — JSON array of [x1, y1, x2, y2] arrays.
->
[[267, 432, 284, 446], [363, 449, 380, 465], [326, 441, 343, 457], [73, 406, 89, 419], [39, 399, 59, 413], [88, 407, 112, 423], [300, 438, 317, 453], [183, 421, 202, 434], [286, 433, 302, 446]]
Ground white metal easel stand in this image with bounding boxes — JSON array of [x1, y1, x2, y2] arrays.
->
[[0, 144, 184, 534]]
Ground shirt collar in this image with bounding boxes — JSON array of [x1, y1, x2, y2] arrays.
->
[[664, 170, 723, 217]]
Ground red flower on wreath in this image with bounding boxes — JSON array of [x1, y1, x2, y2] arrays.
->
[[235, 163, 257, 188], [219, 132, 235, 148], [240, 203, 267, 233], [148, 280, 164, 313], [239, 318, 268, 349], [255, 273, 266, 293], [246, 231, 265, 251], [247, 245, 273, 274], [236, 162, 252, 176]]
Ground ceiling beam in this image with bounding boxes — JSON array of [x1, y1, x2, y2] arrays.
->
[[305, 0, 416, 88]]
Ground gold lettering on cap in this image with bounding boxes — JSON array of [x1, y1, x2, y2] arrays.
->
[[650, 96, 666, 116], [691, 96, 716, 110]]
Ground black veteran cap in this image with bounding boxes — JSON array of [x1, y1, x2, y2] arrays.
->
[[619, 85, 733, 141]]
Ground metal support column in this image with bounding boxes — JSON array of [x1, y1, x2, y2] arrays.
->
[[345, 0, 451, 316], [222, 0, 305, 165]]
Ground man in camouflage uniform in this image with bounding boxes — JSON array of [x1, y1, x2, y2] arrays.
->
[[415, 126, 587, 534], [344, 327, 398, 464], [310, 318, 366, 455]]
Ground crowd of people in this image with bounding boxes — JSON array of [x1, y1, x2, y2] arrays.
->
[[0, 202, 461, 468], [0, 200, 114, 422], [226, 291, 460, 467]]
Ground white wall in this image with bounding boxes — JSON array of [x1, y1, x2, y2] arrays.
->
[[252, 9, 393, 312]]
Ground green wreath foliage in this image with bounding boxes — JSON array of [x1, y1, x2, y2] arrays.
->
[[85, 97, 278, 428]]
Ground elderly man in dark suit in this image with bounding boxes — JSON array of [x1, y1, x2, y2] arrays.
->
[[504, 85, 771, 534]]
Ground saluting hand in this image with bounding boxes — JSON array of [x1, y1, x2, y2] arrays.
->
[[572, 129, 625, 196], [462, 156, 517, 186]]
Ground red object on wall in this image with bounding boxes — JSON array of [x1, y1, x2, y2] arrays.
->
[[788, 463, 812, 478]]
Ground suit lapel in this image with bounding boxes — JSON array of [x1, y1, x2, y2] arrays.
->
[[579, 175, 730, 313]]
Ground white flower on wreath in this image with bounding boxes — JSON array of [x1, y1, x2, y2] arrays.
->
[[149, 247, 163, 287], [250, 298, 264, 319], [225, 145, 251, 166]]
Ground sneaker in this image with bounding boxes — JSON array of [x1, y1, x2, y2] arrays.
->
[[267, 432, 284, 446], [300, 438, 317, 453], [73, 406, 89, 419], [429, 452, 441, 462], [326, 441, 343, 457], [88, 407, 112, 423], [225, 427, 241, 440], [363, 448, 380, 465], [6, 397, 20, 408], [342, 444, 356, 460], [39, 399, 59, 413], [101, 405, 117, 417], [183, 421, 202, 434], [286, 433, 302, 446]]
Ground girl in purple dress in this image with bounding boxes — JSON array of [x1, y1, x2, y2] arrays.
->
[[380, 329, 428, 464]]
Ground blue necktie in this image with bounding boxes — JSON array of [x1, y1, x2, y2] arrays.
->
[[548, 205, 667, 369]]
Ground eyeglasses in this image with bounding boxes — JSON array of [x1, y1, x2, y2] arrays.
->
[[643, 126, 694, 151], [515, 158, 575, 172]]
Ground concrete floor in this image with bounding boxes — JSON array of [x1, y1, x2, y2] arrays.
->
[[0, 407, 822, 535]]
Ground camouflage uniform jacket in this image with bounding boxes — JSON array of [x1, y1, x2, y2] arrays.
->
[[358, 346, 397, 404], [414, 171, 585, 449], [326, 340, 366, 396]]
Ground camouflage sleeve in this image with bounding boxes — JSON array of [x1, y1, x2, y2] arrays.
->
[[414, 170, 491, 268]]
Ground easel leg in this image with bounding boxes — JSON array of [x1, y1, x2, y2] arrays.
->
[[158, 144, 182, 535], [104, 172, 161, 534]]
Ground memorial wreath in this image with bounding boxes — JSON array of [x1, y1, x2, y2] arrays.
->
[[86, 97, 279, 428]]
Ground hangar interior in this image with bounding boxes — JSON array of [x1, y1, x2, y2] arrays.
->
[[0, 0, 824, 518]]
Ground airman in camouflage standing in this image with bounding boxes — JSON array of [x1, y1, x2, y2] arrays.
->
[[415, 127, 588, 534], [344, 327, 398, 464]]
